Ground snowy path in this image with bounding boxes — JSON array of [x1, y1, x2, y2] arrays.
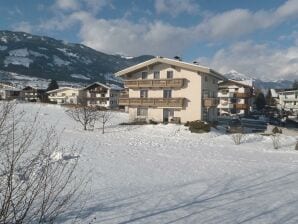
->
[[19, 103, 298, 224]]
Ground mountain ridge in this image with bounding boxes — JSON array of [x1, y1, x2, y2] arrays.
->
[[0, 30, 153, 83]]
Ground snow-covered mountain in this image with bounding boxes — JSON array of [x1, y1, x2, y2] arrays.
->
[[224, 70, 293, 90], [0, 30, 153, 83]]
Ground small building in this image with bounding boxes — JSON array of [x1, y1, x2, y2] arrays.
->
[[0, 87, 21, 100], [115, 56, 225, 123], [217, 80, 254, 116], [47, 87, 80, 104], [79, 82, 122, 109], [21, 86, 47, 102], [277, 89, 298, 114]]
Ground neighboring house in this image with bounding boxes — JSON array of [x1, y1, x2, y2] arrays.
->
[[47, 87, 80, 104], [277, 89, 298, 114], [115, 56, 225, 123], [79, 82, 122, 109], [0, 88, 21, 100], [21, 86, 47, 102], [217, 80, 254, 116]]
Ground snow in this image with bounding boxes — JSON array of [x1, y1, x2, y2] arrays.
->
[[57, 48, 79, 58], [13, 103, 298, 223], [70, 74, 91, 80], [4, 49, 33, 67], [53, 55, 70, 66], [225, 70, 254, 81], [1, 36, 8, 43], [0, 45, 7, 51], [29, 50, 49, 58]]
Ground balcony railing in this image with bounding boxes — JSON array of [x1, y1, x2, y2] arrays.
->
[[124, 79, 185, 89], [235, 104, 250, 110], [203, 98, 218, 107], [119, 97, 184, 107], [235, 92, 251, 98], [218, 103, 235, 109], [218, 92, 235, 98]]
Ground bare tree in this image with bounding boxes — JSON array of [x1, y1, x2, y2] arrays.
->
[[271, 134, 281, 150], [231, 133, 244, 145], [65, 105, 98, 131], [98, 109, 113, 134], [0, 102, 82, 223]]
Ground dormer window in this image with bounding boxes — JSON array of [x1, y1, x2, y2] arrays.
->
[[167, 71, 173, 79], [141, 72, 148, 80]]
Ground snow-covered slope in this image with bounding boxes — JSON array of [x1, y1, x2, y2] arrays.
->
[[0, 30, 153, 83], [16, 103, 298, 224]]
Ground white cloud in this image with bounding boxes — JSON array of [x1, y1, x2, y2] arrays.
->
[[55, 0, 80, 11], [198, 41, 298, 81], [155, 0, 199, 16], [13, 21, 33, 33]]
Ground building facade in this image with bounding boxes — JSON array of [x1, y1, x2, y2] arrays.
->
[[116, 57, 225, 123], [79, 82, 121, 109], [0, 82, 20, 100], [47, 87, 80, 104], [217, 80, 254, 116], [277, 89, 298, 114], [21, 86, 47, 102]]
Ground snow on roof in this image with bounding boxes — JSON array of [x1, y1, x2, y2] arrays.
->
[[115, 56, 225, 80], [270, 89, 278, 98], [46, 87, 79, 93]]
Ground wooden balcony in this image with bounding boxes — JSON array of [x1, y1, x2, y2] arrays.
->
[[235, 104, 250, 110], [119, 98, 184, 107], [203, 98, 219, 107], [235, 92, 251, 98], [124, 79, 185, 89]]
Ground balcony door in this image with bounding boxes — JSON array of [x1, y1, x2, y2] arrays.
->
[[163, 89, 172, 98], [163, 108, 174, 123]]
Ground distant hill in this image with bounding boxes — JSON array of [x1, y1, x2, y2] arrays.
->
[[0, 30, 153, 83], [224, 70, 293, 91]]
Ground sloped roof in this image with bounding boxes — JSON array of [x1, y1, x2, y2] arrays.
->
[[81, 82, 123, 91], [219, 79, 253, 89], [115, 56, 225, 80], [46, 87, 79, 94]]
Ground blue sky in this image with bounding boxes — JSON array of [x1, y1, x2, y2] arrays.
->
[[1, 0, 298, 80]]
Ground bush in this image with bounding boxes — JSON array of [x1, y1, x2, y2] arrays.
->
[[186, 120, 211, 133], [231, 133, 244, 145], [149, 119, 158, 125], [272, 126, 282, 134], [271, 134, 280, 149]]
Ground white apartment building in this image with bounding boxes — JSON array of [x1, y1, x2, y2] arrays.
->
[[277, 89, 298, 114], [47, 87, 80, 104], [218, 80, 254, 116], [115, 57, 225, 123]]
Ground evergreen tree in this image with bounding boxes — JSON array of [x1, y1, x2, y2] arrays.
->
[[265, 89, 275, 106], [293, 80, 298, 89], [47, 79, 59, 91], [255, 91, 266, 111]]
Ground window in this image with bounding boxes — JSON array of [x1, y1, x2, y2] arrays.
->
[[154, 71, 160, 79], [163, 89, 172, 98], [141, 71, 148, 79], [62, 93, 66, 96], [205, 76, 208, 82], [167, 71, 173, 79], [202, 90, 209, 98], [137, 108, 148, 117], [72, 93, 76, 96], [213, 79, 216, 84], [140, 89, 148, 98]]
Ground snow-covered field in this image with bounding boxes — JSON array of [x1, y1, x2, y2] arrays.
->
[[18, 103, 298, 223]]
